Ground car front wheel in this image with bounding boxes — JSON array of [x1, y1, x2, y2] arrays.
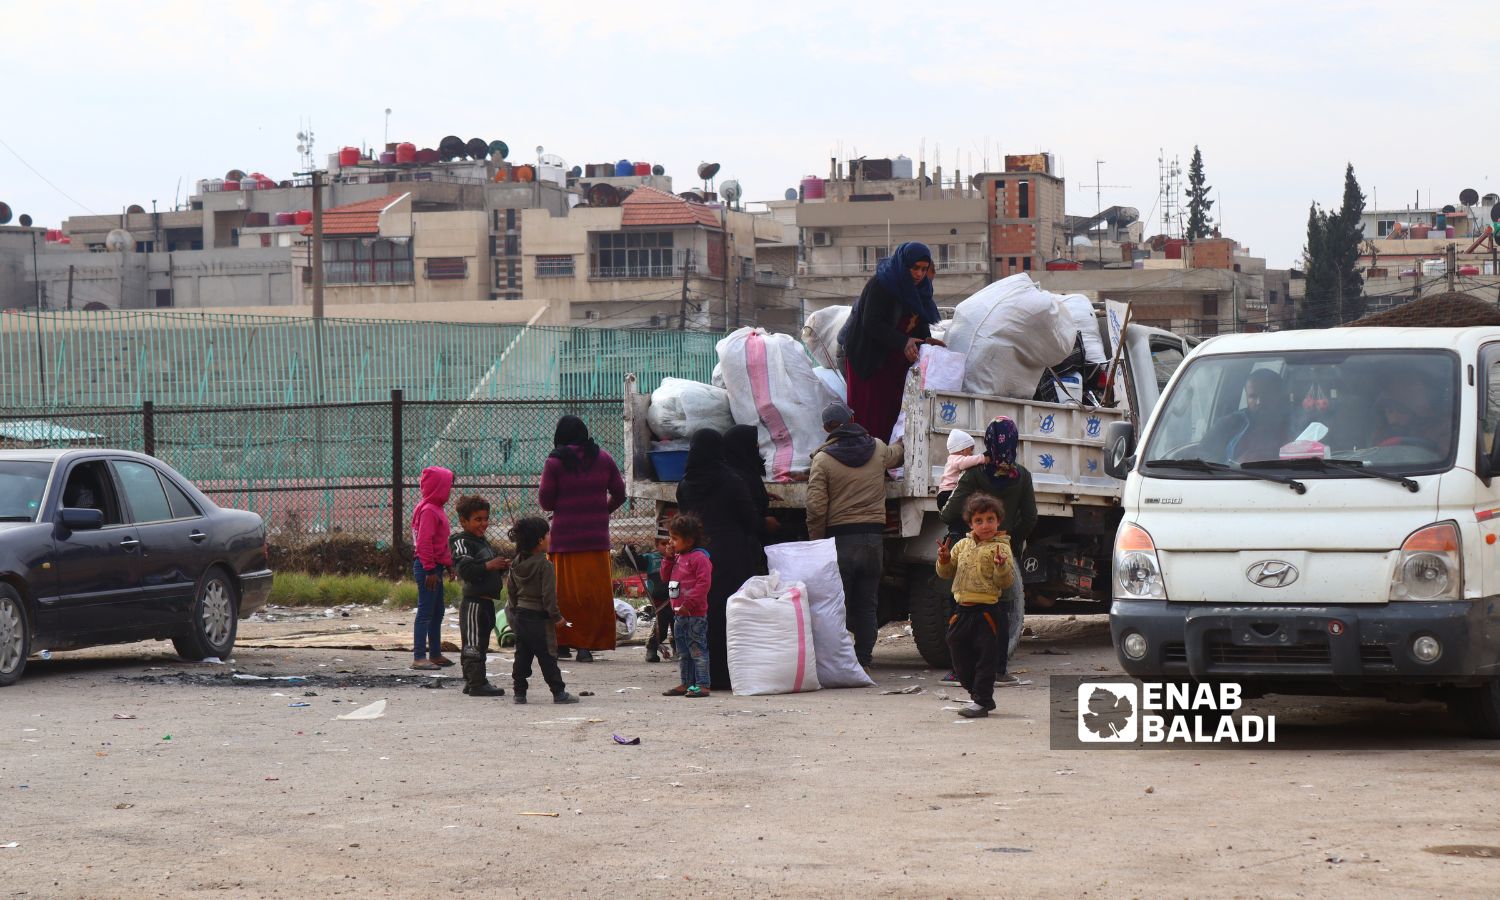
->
[[0, 585, 31, 686], [173, 568, 239, 661]]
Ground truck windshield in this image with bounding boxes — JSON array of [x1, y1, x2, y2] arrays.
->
[[0, 461, 51, 522], [1140, 349, 1458, 477]]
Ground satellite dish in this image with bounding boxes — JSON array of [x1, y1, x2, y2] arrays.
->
[[720, 180, 742, 203], [466, 137, 489, 159], [126, 204, 145, 215], [616, 187, 634, 202], [105, 229, 134, 252], [587, 183, 621, 207], [679, 192, 704, 203], [652, 164, 665, 176], [18, 214, 32, 228], [225, 169, 246, 181], [438, 136, 464, 161], [540, 153, 567, 168], [569, 165, 583, 178], [1442, 204, 1457, 213], [784, 188, 798, 201], [1461, 188, 1480, 206], [1115, 206, 1140, 226], [1071, 235, 1093, 247], [488, 140, 509, 159], [279, 180, 292, 188], [697, 162, 720, 180], [0, 202, 10, 225]]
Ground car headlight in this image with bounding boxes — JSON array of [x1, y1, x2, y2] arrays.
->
[[1115, 523, 1167, 600], [1390, 522, 1461, 601]]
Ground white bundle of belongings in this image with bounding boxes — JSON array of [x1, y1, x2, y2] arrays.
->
[[717, 327, 841, 482], [726, 573, 822, 696], [614, 598, 638, 641], [646, 377, 736, 440], [765, 539, 874, 688], [945, 274, 1078, 398], [1059, 293, 1107, 366], [800, 304, 852, 371]]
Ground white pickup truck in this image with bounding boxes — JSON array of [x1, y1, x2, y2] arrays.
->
[[623, 318, 1194, 667]]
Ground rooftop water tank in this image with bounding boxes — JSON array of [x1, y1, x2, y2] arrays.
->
[[615, 159, 634, 177], [892, 155, 914, 179], [801, 176, 825, 200], [396, 142, 417, 164], [339, 147, 360, 167], [634, 162, 651, 176]]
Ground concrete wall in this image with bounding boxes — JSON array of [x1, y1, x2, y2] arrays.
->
[[3, 245, 294, 310], [413, 210, 486, 303]]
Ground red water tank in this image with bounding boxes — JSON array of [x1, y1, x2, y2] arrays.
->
[[1164, 238, 1186, 259], [339, 146, 360, 167], [275, 212, 296, 226], [396, 142, 417, 164], [415, 148, 439, 164], [1045, 259, 1082, 271], [294, 210, 313, 225], [223, 179, 241, 192], [633, 162, 651, 176]]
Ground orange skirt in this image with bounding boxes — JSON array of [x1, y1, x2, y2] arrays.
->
[[550, 550, 616, 651]]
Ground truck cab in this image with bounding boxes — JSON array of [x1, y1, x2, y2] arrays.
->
[[1104, 327, 1500, 736]]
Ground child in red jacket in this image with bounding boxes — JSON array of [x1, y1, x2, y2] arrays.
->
[[410, 466, 455, 670], [660, 513, 713, 698]]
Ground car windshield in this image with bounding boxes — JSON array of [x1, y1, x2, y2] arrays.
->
[[0, 461, 52, 521], [1140, 349, 1458, 477]]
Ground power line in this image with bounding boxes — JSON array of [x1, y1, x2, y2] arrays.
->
[[0, 135, 101, 217]]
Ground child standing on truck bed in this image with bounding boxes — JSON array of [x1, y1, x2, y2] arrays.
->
[[935, 493, 1015, 718], [938, 429, 987, 541]]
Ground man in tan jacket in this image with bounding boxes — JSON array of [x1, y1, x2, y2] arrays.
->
[[807, 401, 903, 667]]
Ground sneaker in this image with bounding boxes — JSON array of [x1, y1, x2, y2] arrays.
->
[[553, 692, 580, 704], [957, 702, 989, 718], [939, 672, 961, 686], [410, 659, 440, 671], [575, 650, 595, 663], [996, 674, 1021, 687], [685, 685, 709, 699], [513, 694, 527, 704], [463, 683, 506, 697]]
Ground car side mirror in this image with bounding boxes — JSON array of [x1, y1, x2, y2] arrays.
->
[[59, 508, 104, 531], [1103, 422, 1137, 480]]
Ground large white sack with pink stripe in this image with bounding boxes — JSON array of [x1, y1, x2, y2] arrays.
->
[[726, 573, 822, 696], [717, 327, 839, 482], [765, 540, 874, 688]]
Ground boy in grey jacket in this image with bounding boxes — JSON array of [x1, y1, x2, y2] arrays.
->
[[504, 517, 578, 704]]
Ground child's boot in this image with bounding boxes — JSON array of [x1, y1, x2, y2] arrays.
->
[[553, 691, 579, 704]]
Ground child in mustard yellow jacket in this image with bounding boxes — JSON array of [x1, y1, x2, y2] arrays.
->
[[935, 493, 1016, 718]]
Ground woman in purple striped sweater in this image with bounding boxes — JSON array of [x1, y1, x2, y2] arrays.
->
[[538, 416, 626, 662]]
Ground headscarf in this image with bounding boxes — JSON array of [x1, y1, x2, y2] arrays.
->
[[873, 241, 939, 326], [723, 424, 771, 514], [681, 428, 731, 484], [548, 414, 600, 474], [983, 416, 1021, 485]]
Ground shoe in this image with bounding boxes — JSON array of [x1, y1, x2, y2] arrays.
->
[[463, 683, 506, 697], [553, 692, 580, 704], [939, 672, 961, 686], [957, 702, 989, 718], [685, 685, 709, 699], [410, 659, 440, 671], [575, 650, 594, 663], [662, 685, 688, 697], [431, 656, 456, 667], [513, 694, 527, 704], [556, 648, 573, 660], [645, 652, 661, 663], [996, 674, 1021, 687]]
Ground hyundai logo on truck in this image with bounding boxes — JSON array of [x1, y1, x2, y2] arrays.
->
[[1246, 560, 1299, 588]]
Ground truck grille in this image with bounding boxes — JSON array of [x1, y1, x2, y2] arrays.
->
[[1360, 644, 1395, 667], [1207, 640, 1330, 665]]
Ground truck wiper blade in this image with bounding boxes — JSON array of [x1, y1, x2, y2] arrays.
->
[[1140, 458, 1307, 494], [1244, 457, 1420, 493]]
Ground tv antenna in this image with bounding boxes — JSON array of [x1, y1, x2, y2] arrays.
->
[[296, 121, 316, 172]]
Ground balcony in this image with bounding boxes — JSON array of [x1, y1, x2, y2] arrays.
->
[[754, 271, 794, 288], [590, 248, 708, 280]]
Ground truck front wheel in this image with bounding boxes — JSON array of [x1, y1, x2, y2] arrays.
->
[[1450, 679, 1500, 739], [906, 565, 952, 669]]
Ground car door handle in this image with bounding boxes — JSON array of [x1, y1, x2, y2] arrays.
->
[[119, 537, 140, 549], [189, 531, 208, 543]]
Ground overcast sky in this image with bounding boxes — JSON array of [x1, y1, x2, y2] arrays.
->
[[4, 1, 1496, 268]]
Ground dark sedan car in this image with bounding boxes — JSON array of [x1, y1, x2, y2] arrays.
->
[[0, 449, 272, 685]]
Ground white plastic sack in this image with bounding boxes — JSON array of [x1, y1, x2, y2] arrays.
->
[[945, 274, 1076, 398], [765, 540, 873, 688], [919, 345, 965, 392], [812, 366, 847, 402], [614, 598, 638, 640], [726, 573, 821, 696], [717, 327, 830, 482], [800, 305, 852, 370], [1060, 294, 1107, 364], [646, 377, 735, 440]]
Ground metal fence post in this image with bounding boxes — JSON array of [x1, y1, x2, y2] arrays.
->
[[391, 389, 404, 568], [142, 400, 155, 457]]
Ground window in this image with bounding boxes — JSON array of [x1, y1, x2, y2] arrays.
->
[[154, 289, 173, 308], [114, 460, 172, 523], [1022, 256, 1033, 272], [1008, 256, 1018, 270], [506, 209, 517, 230], [161, 476, 201, 519], [1201, 294, 1219, 316], [504, 234, 519, 256], [536, 255, 575, 278], [424, 257, 468, 280], [324, 238, 413, 284], [1483, 344, 1500, 458], [590, 231, 678, 278], [740, 257, 754, 280], [134, 240, 155, 253], [1018, 180, 1030, 218], [938, 244, 951, 269], [61, 461, 123, 526], [861, 245, 890, 272], [1377, 219, 1396, 237], [1269, 290, 1280, 305]]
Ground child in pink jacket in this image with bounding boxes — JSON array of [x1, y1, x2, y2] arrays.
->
[[410, 466, 455, 670], [659, 513, 713, 698]]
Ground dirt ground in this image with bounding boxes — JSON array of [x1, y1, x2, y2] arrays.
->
[[4, 606, 1499, 899]]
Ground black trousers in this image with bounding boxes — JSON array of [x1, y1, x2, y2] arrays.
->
[[511, 608, 566, 697], [946, 602, 1007, 710], [459, 597, 496, 690]]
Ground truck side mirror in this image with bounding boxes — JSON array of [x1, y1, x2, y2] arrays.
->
[[1103, 422, 1136, 480]]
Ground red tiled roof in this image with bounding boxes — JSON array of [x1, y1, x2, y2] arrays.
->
[[300, 193, 408, 236], [620, 186, 723, 229]]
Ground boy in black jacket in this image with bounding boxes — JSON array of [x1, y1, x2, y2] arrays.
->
[[449, 495, 509, 697]]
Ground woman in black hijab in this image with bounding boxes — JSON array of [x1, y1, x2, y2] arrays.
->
[[723, 424, 780, 569], [675, 428, 759, 691]]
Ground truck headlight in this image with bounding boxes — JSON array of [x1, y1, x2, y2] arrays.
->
[[1390, 522, 1461, 602], [1115, 523, 1167, 600]]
